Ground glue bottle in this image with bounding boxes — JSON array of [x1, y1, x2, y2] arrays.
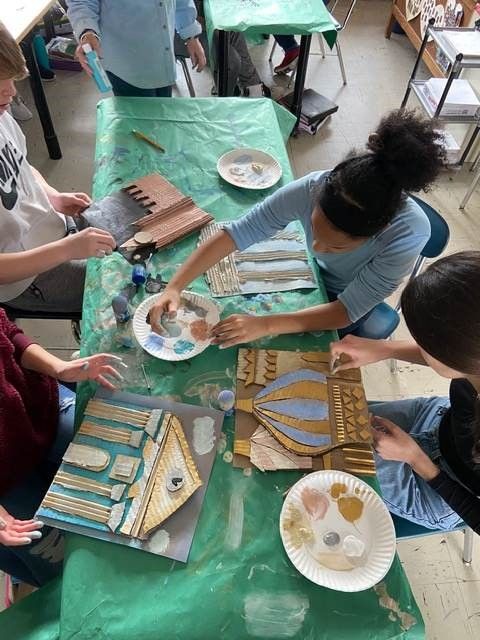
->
[[82, 43, 112, 93], [111, 294, 134, 348]]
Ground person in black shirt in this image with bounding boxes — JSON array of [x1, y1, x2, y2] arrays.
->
[[330, 251, 480, 533]]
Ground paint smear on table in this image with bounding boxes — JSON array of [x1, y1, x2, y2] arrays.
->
[[244, 591, 309, 638], [374, 583, 418, 631], [193, 416, 216, 454], [225, 488, 244, 550]]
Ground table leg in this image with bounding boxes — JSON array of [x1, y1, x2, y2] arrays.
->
[[21, 33, 62, 160], [290, 35, 312, 127], [217, 30, 229, 97], [43, 10, 56, 44]]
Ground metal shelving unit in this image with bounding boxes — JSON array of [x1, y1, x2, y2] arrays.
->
[[401, 19, 480, 165]]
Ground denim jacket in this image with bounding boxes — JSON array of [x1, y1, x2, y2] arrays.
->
[[67, 0, 201, 88]]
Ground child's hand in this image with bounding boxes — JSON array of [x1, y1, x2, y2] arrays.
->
[[75, 31, 102, 76], [62, 227, 116, 260], [149, 288, 181, 334], [210, 314, 270, 348], [186, 38, 206, 71], [50, 192, 92, 216], [330, 335, 390, 373], [55, 354, 127, 390], [371, 416, 422, 465], [0, 505, 44, 547]]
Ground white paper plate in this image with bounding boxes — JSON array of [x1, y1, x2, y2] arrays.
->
[[217, 148, 282, 190], [280, 470, 396, 592], [133, 291, 220, 361]]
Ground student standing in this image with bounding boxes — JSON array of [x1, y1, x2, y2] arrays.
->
[[67, 0, 207, 97]]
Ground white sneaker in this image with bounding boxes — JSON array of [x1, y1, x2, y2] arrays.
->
[[10, 95, 33, 121]]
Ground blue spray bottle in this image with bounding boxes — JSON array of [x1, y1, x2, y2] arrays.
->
[[82, 43, 112, 93]]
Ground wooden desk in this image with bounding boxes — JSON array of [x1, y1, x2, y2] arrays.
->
[[2, 0, 62, 159]]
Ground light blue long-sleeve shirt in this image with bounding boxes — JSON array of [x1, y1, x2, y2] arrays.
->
[[225, 171, 431, 323], [67, 0, 201, 89]]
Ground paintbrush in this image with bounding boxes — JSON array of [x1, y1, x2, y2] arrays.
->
[[132, 129, 165, 152], [141, 363, 152, 394]]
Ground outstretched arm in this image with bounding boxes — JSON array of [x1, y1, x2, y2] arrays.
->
[[149, 230, 235, 332], [0, 228, 115, 285], [329, 335, 426, 372], [31, 167, 91, 215], [211, 299, 350, 348]]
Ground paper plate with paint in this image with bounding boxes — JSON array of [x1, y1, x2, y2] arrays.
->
[[133, 291, 220, 361], [217, 148, 282, 190], [280, 470, 395, 592]]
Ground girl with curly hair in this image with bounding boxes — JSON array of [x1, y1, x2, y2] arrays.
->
[[150, 109, 446, 346]]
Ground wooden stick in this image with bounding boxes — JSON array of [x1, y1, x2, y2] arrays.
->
[[236, 251, 307, 262], [43, 493, 110, 522], [44, 491, 110, 514], [55, 471, 116, 498], [342, 447, 373, 457], [80, 423, 132, 443], [43, 499, 108, 524], [238, 270, 313, 283], [130, 415, 173, 538], [87, 400, 151, 419], [344, 456, 375, 466]]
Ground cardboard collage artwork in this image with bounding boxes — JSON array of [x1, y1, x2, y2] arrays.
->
[[78, 173, 213, 255], [36, 391, 224, 562], [199, 222, 317, 297], [233, 349, 375, 476], [121, 174, 214, 250]]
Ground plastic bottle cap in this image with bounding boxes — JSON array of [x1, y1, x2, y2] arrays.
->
[[82, 43, 93, 53]]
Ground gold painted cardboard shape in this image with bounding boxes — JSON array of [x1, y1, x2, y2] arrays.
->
[[234, 349, 375, 476]]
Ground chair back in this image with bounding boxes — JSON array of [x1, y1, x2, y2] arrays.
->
[[0, 304, 81, 322], [410, 195, 450, 259], [174, 33, 190, 60], [327, 0, 358, 30]]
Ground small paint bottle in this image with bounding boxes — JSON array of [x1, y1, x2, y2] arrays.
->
[[111, 295, 134, 348], [218, 389, 235, 416], [82, 44, 112, 93]]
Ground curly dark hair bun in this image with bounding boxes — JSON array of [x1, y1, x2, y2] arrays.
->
[[367, 108, 446, 192], [318, 108, 445, 237]]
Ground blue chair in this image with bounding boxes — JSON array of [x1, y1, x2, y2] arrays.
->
[[392, 513, 475, 565], [355, 195, 450, 344]]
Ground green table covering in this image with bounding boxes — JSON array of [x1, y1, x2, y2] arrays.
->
[[204, 0, 338, 47], [1, 97, 423, 639]]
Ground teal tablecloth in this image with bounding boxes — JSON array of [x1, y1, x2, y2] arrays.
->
[[1, 98, 424, 639], [204, 0, 338, 47]]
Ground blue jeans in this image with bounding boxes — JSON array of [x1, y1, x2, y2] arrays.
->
[[370, 396, 463, 531], [0, 385, 75, 586], [106, 71, 173, 97], [274, 35, 299, 52], [326, 290, 395, 340]]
